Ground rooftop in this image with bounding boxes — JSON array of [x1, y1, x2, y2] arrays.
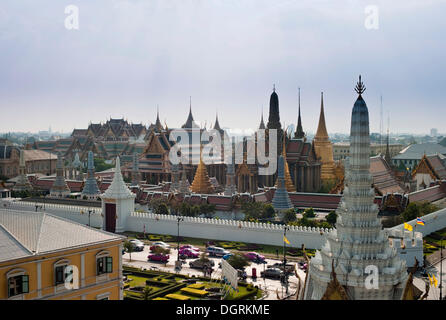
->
[[0, 209, 123, 262]]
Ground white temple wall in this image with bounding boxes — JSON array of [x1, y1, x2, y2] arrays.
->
[[389, 207, 446, 236]]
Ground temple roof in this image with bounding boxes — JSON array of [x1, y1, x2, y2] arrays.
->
[[182, 101, 199, 129]]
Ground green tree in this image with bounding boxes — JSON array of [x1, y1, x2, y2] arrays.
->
[[283, 209, 297, 224], [227, 253, 251, 270], [155, 203, 169, 215], [262, 204, 276, 220], [303, 208, 316, 218], [179, 203, 192, 216], [123, 240, 134, 262], [326, 211, 337, 225]]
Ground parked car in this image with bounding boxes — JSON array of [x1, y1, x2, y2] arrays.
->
[[260, 268, 284, 279], [180, 245, 200, 252], [150, 241, 170, 252], [179, 248, 200, 258], [148, 253, 169, 262], [206, 246, 230, 257], [129, 239, 145, 252], [268, 262, 295, 274], [189, 259, 215, 269], [244, 252, 266, 263], [222, 253, 233, 260]]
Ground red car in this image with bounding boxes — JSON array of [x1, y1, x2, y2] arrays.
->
[[180, 245, 200, 252], [148, 253, 169, 262], [244, 252, 266, 263], [179, 248, 199, 258]]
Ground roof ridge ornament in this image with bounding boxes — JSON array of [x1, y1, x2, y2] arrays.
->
[[355, 75, 366, 95]]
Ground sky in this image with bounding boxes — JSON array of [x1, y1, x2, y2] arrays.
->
[[0, 0, 445, 135]]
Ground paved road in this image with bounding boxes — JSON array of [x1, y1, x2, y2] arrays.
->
[[123, 246, 307, 300]]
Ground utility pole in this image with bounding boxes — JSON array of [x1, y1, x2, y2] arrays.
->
[[176, 216, 184, 270], [441, 235, 444, 300], [283, 225, 290, 295]]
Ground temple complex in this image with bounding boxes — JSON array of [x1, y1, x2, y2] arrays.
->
[[303, 76, 409, 300], [313, 92, 336, 183]]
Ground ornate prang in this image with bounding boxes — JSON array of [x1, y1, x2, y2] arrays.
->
[[355, 75, 366, 95]]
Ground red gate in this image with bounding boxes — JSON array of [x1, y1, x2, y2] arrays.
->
[[105, 203, 116, 233]]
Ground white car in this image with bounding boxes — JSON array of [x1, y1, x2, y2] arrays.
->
[[151, 241, 170, 249], [129, 239, 145, 251]]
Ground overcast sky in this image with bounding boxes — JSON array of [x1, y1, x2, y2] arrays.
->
[[0, 0, 445, 135]]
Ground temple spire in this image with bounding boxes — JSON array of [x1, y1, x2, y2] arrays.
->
[[213, 112, 221, 131], [294, 87, 305, 139], [315, 92, 329, 139], [190, 144, 215, 194]]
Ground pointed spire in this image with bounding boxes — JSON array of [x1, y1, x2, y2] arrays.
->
[[213, 112, 221, 131], [182, 96, 199, 129], [190, 145, 215, 194], [355, 75, 366, 96], [259, 108, 266, 130], [102, 156, 134, 199], [315, 92, 329, 139], [154, 105, 163, 132], [294, 87, 305, 139]]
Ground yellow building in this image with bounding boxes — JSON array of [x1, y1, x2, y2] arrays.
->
[[313, 92, 336, 182], [0, 209, 124, 300]]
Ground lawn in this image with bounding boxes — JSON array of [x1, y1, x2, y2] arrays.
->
[[123, 266, 262, 300]]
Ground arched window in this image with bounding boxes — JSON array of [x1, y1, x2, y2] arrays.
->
[[96, 251, 113, 275], [6, 268, 29, 298], [54, 259, 71, 285]]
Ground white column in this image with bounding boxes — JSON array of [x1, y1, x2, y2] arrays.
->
[[37, 262, 42, 298], [81, 253, 85, 287]]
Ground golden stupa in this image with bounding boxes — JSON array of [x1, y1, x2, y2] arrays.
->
[[190, 145, 215, 194], [313, 92, 336, 182], [275, 133, 296, 192]]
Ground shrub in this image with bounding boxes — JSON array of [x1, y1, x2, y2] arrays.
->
[[165, 294, 191, 301], [180, 287, 209, 297]]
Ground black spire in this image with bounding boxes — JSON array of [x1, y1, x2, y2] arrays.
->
[[267, 85, 281, 130], [355, 75, 366, 96], [294, 87, 305, 139]]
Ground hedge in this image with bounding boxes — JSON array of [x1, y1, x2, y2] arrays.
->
[[180, 287, 209, 297], [165, 294, 191, 301]]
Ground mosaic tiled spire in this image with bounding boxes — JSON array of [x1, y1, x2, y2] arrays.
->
[[272, 155, 293, 211], [50, 152, 71, 197], [81, 151, 100, 199], [304, 76, 408, 300], [13, 149, 33, 192], [131, 152, 140, 186], [275, 134, 296, 192]]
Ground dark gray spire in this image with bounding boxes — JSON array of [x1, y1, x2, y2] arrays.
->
[[294, 87, 305, 139]]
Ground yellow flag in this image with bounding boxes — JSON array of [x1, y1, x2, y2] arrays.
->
[[433, 274, 438, 288], [284, 236, 290, 245], [427, 273, 433, 286], [404, 223, 413, 231]]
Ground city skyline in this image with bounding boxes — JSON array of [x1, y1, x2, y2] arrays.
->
[[1, 0, 445, 134]]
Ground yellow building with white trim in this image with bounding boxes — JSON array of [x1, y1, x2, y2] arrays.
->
[[0, 209, 124, 300]]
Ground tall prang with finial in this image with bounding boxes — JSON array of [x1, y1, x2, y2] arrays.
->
[[303, 76, 409, 300]]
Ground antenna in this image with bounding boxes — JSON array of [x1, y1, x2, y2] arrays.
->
[[380, 95, 383, 154]]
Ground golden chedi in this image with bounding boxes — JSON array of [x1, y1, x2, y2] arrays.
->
[[313, 92, 336, 182]]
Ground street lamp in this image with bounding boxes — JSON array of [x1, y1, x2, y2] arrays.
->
[[176, 216, 184, 265]]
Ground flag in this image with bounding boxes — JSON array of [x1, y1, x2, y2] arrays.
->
[[428, 273, 433, 286], [283, 236, 290, 245], [433, 274, 438, 288], [416, 217, 425, 226], [404, 223, 413, 231]]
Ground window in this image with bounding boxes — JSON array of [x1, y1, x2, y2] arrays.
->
[[8, 275, 29, 298], [54, 259, 71, 286], [97, 255, 113, 275]]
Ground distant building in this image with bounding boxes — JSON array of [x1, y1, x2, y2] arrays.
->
[[333, 142, 404, 161], [431, 128, 438, 137], [392, 143, 446, 169], [0, 142, 57, 179], [411, 154, 446, 191], [0, 209, 124, 300]]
